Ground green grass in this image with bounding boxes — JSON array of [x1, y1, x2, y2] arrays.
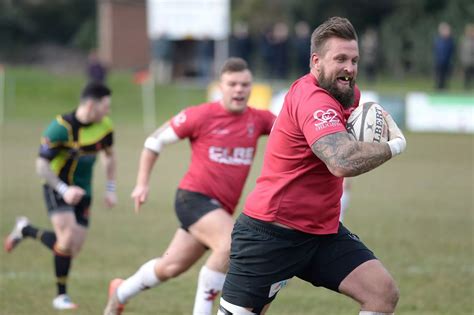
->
[[0, 68, 473, 314]]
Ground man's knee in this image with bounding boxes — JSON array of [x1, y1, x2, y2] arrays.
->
[[213, 245, 230, 262], [382, 278, 399, 309], [340, 260, 399, 311], [217, 298, 258, 315], [55, 235, 74, 253], [366, 275, 399, 311]]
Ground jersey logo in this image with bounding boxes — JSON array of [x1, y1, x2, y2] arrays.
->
[[247, 123, 255, 137], [209, 146, 254, 165], [210, 198, 221, 206], [268, 279, 290, 298], [205, 289, 220, 301], [211, 128, 230, 135], [172, 111, 187, 127], [313, 109, 340, 130]]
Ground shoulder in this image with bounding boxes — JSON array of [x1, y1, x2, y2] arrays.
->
[[181, 102, 218, 121], [247, 107, 275, 121], [182, 102, 213, 115], [288, 75, 327, 101], [43, 115, 70, 141], [170, 103, 214, 134], [293, 84, 336, 109], [99, 116, 114, 130]]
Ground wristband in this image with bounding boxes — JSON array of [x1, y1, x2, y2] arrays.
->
[[388, 138, 406, 157], [106, 180, 116, 192], [55, 182, 69, 196]]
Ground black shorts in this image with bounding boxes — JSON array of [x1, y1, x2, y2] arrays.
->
[[174, 189, 222, 231], [43, 185, 91, 227], [222, 213, 376, 309]]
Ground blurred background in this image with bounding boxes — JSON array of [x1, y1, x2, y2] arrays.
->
[[0, 1, 473, 314], [1, 0, 473, 79], [0, 0, 473, 130]]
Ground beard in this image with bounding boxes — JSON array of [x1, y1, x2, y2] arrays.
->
[[318, 68, 355, 109]]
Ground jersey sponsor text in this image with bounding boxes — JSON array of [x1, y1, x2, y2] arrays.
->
[[209, 146, 254, 165]]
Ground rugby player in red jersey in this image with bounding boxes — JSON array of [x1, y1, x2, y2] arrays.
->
[[104, 57, 275, 315], [218, 17, 406, 315]]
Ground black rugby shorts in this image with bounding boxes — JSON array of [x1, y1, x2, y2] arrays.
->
[[174, 189, 223, 231], [43, 184, 91, 227], [222, 213, 376, 308]]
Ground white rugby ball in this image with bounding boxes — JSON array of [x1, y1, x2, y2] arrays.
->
[[346, 102, 388, 143]]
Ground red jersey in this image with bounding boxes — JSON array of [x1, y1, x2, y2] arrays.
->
[[244, 74, 360, 234], [170, 101, 275, 214]]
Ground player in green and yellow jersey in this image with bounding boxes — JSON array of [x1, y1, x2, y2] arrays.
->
[[4, 82, 117, 310]]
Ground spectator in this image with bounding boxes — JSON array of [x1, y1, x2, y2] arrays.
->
[[195, 38, 214, 83], [151, 33, 173, 84], [271, 22, 290, 80], [460, 23, 474, 90], [259, 26, 275, 80], [361, 28, 379, 83], [401, 37, 413, 75], [433, 22, 455, 90], [293, 21, 311, 77], [86, 50, 107, 83], [230, 21, 253, 66]]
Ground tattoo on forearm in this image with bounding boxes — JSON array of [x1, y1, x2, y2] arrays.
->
[[312, 132, 391, 176]]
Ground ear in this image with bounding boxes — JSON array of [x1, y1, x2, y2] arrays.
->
[[310, 53, 320, 72]]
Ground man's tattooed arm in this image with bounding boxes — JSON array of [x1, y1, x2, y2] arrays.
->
[[311, 131, 392, 177]]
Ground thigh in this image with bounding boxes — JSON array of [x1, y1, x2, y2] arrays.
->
[[51, 211, 80, 251], [73, 195, 91, 227], [223, 214, 314, 309], [71, 224, 87, 255], [297, 223, 376, 292], [174, 189, 222, 231], [158, 229, 207, 273], [43, 184, 74, 218], [43, 184, 91, 227], [188, 208, 234, 251], [338, 259, 396, 304], [189, 208, 235, 272]]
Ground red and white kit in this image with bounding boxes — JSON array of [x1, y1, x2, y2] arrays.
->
[[171, 101, 275, 214], [244, 74, 360, 234]]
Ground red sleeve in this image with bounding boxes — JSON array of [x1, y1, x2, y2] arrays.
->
[[259, 110, 276, 135], [169, 106, 201, 139], [296, 90, 346, 146]]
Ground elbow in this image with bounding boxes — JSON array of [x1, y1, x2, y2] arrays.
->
[[35, 158, 43, 176], [35, 157, 48, 177], [327, 165, 354, 178]]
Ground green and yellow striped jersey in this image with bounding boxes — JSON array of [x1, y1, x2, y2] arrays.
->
[[38, 111, 113, 197]]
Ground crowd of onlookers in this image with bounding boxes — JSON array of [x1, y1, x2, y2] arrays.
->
[[434, 22, 474, 90], [86, 21, 474, 91]]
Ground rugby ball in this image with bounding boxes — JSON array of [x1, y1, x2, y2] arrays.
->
[[346, 102, 388, 143]]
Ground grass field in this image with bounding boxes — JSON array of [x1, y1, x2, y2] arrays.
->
[[0, 68, 473, 314]]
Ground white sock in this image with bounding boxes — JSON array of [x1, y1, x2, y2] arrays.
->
[[359, 312, 394, 315], [116, 258, 161, 304], [192, 265, 226, 315]]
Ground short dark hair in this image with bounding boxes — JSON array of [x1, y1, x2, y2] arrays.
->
[[310, 17, 358, 56], [80, 82, 111, 101], [219, 57, 249, 76]]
